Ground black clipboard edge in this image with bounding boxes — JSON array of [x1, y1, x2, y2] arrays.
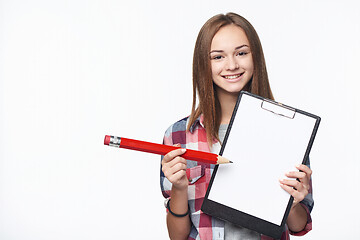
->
[[296, 107, 321, 165], [201, 91, 321, 239], [202, 198, 285, 239]]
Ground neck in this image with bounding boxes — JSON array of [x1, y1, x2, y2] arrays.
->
[[216, 88, 238, 125]]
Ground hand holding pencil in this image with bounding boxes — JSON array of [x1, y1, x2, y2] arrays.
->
[[162, 143, 190, 190], [104, 135, 232, 165]]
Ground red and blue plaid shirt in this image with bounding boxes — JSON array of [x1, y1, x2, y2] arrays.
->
[[160, 116, 313, 240]]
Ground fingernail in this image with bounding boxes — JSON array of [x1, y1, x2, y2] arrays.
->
[[296, 164, 301, 168], [181, 148, 187, 153]]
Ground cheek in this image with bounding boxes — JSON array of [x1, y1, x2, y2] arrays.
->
[[247, 64, 254, 76], [242, 59, 254, 77], [245, 58, 254, 73], [211, 62, 222, 76]]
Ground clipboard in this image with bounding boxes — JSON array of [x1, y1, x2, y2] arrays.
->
[[201, 91, 320, 239]]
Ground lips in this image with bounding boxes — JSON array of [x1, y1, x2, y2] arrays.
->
[[222, 72, 244, 81]]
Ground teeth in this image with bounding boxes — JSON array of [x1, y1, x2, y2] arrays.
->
[[224, 74, 241, 79]]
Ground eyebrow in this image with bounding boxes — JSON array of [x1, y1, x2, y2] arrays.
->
[[209, 44, 249, 54]]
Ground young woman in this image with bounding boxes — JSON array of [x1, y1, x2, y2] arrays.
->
[[160, 12, 313, 240]]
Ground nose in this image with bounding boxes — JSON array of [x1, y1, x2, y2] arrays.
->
[[226, 57, 239, 70]]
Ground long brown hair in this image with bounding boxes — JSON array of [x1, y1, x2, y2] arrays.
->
[[187, 12, 274, 144]]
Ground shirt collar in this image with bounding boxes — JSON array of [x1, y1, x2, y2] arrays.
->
[[189, 115, 205, 133]]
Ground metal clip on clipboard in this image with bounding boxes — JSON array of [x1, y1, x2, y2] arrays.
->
[[261, 100, 296, 119]]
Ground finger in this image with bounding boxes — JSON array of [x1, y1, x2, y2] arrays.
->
[[163, 160, 187, 177], [162, 157, 187, 179], [279, 178, 309, 201], [289, 172, 309, 190], [279, 178, 304, 191], [296, 164, 312, 176], [167, 168, 187, 184], [280, 184, 304, 203], [293, 164, 312, 187], [285, 171, 306, 180], [163, 156, 187, 171], [162, 148, 187, 164]]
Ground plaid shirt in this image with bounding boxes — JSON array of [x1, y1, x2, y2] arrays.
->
[[160, 116, 313, 240]]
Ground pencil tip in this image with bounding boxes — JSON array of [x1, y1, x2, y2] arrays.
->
[[229, 161, 233, 163]]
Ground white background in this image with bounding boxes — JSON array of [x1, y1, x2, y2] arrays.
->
[[1, 0, 359, 239]]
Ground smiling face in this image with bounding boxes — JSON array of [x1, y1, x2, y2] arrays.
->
[[210, 24, 254, 97]]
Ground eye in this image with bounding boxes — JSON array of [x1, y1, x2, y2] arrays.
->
[[211, 55, 223, 60], [237, 51, 248, 56]]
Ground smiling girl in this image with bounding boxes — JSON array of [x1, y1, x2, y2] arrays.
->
[[160, 12, 313, 240]]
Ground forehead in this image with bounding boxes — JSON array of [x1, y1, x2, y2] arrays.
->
[[211, 24, 249, 49]]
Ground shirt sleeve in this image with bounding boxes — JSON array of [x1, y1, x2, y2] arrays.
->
[[289, 157, 313, 236]]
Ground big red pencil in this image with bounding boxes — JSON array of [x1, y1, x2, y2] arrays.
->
[[104, 135, 232, 165]]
